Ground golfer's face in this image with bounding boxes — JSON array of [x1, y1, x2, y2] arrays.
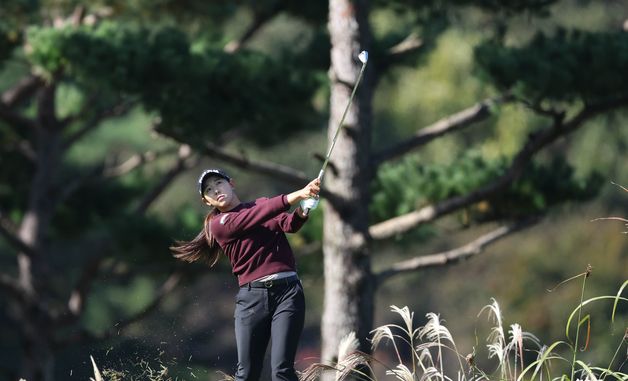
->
[[203, 177, 235, 209]]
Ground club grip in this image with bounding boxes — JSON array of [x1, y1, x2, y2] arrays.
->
[[303, 203, 316, 216], [302, 198, 320, 216], [303, 170, 325, 216]]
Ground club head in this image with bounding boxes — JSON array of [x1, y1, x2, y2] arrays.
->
[[358, 50, 368, 64]]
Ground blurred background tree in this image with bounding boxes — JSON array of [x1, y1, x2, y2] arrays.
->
[[0, 0, 626, 380]]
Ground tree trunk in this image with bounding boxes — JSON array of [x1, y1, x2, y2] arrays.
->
[[16, 84, 61, 381], [322, 0, 374, 363]]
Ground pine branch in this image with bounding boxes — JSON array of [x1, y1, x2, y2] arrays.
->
[[388, 32, 424, 56], [153, 116, 324, 186], [155, 122, 312, 186], [62, 99, 137, 150], [375, 218, 540, 285], [223, 3, 282, 53], [0, 76, 44, 158], [115, 271, 181, 327], [0, 102, 38, 130], [0, 210, 35, 256], [104, 146, 179, 177], [374, 33, 424, 82], [36, 82, 58, 129], [134, 145, 198, 215], [0, 261, 55, 323], [53, 164, 106, 206], [53, 146, 180, 207], [372, 95, 509, 166], [157, 124, 350, 213], [516, 96, 566, 121], [192, 140, 344, 206], [53, 256, 104, 326], [9, 139, 37, 161], [1, 75, 44, 107], [369, 96, 628, 240], [206, 141, 310, 183]]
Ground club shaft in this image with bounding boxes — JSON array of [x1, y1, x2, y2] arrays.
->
[[303, 59, 368, 216], [318, 60, 368, 183]]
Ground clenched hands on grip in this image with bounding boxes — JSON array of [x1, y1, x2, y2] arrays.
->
[[287, 178, 321, 217]]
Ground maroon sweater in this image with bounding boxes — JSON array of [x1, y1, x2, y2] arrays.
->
[[211, 195, 307, 286]]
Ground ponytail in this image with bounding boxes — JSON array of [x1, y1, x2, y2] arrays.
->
[[170, 209, 222, 267]]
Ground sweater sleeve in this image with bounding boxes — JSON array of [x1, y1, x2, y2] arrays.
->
[[274, 210, 308, 233], [211, 195, 290, 242]]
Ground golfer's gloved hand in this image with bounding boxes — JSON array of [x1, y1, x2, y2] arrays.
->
[[300, 197, 319, 212]]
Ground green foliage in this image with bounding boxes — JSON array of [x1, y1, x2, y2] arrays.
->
[[486, 158, 603, 219], [281, 2, 327, 24], [93, 0, 327, 29], [83, 276, 158, 333], [107, 215, 175, 264], [1, 1, 626, 378], [26, 22, 321, 146], [373, 0, 557, 14], [0, 25, 19, 68], [49, 167, 186, 267], [0, 0, 39, 24], [103, 0, 242, 26], [475, 29, 628, 103], [52, 172, 143, 226], [370, 151, 603, 224], [0, 0, 38, 66]]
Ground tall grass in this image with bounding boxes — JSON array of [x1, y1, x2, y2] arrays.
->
[[87, 270, 626, 381], [301, 270, 627, 381]]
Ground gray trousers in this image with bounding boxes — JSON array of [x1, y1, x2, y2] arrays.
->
[[234, 280, 305, 381]]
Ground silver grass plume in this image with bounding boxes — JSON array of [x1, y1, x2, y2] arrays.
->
[[386, 364, 415, 381]]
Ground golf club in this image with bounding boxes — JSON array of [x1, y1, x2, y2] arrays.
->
[[304, 50, 368, 216]]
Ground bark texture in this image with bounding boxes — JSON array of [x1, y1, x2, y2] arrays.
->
[[322, 0, 374, 362]]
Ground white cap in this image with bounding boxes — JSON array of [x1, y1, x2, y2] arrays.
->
[[198, 169, 231, 195]]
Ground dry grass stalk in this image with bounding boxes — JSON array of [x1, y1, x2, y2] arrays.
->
[[90, 355, 103, 381], [300, 282, 626, 381]]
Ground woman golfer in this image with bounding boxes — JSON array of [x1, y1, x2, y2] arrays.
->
[[171, 168, 320, 381]]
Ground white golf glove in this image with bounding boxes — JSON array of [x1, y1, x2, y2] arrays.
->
[[300, 197, 319, 212]]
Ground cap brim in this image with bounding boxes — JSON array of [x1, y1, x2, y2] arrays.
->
[[198, 169, 231, 195]]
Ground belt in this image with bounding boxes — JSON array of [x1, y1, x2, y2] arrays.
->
[[246, 274, 299, 289]]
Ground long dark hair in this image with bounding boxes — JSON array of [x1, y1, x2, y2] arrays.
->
[[170, 208, 223, 267]]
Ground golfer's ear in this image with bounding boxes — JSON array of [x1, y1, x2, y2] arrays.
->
[[201, 196, 212, 206], [229, 179, 236, 188]]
